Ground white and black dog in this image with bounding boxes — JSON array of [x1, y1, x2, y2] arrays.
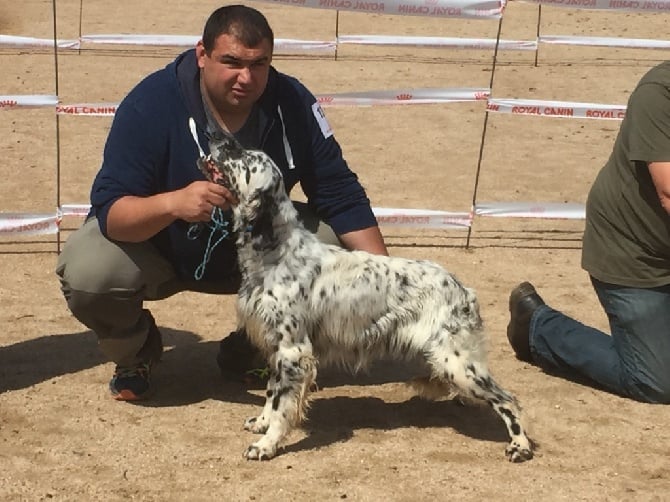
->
[[198, 131, 534, 463]]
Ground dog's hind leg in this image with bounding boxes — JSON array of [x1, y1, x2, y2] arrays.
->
[[425, 345, 534, 463], [243, 338, 317, 460]]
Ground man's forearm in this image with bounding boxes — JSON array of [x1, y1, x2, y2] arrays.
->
[[106, 194, 177, 242], [649, 160, 670, 215], [338, 226, 388, 256]]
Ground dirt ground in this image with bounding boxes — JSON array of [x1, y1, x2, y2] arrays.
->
[[1, 0, 670, 500]]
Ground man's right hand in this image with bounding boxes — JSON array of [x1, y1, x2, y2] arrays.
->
[[106, 181, 238, 243], [171, 181, 237, 222]]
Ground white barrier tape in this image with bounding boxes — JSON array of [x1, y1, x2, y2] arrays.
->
[[275, 39, 336, 54], [22, 95, 631, 117], [338, 35, 537, 51], [13, 96, 631, 118], [521, 0, 670, 11], [60, 204, 91, 217], [51, 203, 473, 228], [51, 89, 489, 116], [486, 98, 626, 120], [318, 88, 490, 106], [475, 202, 586, 219], [0, 95, 59, 110], [0, 213, 59, 236], [254, 0, 503, 18], [9, 32, 670, 55], [0, 35, 80, 49], [540, 35, 670, 50], [80, 34, 199, 46], [57, 103, 119, 116], [374, 207, 472, 228], [79, 34, 336, 54], [0, 203, 588, 237]]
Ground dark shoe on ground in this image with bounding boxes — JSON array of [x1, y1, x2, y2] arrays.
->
[[109, 362, 153, 401], [507, 282, 545, 362], [109, 312, 163, 401], [217, 329, 268, 385]]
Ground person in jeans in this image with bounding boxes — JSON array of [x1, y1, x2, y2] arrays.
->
[[507, 61, 670, 404], [56, 5, 387, 401]]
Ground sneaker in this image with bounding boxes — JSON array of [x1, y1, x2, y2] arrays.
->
[[216, 329, 269, 385], [109, 362, 152, 401], [109, 311, 163, 401]]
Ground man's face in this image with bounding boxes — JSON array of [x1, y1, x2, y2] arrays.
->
[[197, 33, 272, 114]]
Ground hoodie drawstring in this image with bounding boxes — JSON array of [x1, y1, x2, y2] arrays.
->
[[277, 105, 295, 170]]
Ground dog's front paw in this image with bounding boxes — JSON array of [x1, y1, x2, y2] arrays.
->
[[244, 441, 277, 461], [244, 415, 269, 434], [505, 443, 534, 463]]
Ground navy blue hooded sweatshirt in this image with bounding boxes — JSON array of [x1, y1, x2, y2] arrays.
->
[[89, 49, 378, 282]]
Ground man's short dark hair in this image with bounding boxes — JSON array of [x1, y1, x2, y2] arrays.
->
[[202, 5, 274, 53]]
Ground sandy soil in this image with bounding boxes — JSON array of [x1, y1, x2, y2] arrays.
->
[[1, 1, 669, 500]]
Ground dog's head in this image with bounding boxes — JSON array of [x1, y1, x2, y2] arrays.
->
[[198, 131, 286, 244]]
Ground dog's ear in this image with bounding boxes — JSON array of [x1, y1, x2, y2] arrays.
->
[[209, 130, 245, 158], [243, 188, 279, 251], [463, 287, 483, 331]]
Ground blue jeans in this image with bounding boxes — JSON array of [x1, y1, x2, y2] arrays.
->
[[529, 277, 670, 404]]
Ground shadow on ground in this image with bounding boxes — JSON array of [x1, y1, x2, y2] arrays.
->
[[279, 395, 514, 456], [0, 326, 426, 402], [1, 326, 526, 452], [0, 329, 107, 394]]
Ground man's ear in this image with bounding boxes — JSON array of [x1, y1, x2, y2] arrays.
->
[[196, 40, 207, 68]]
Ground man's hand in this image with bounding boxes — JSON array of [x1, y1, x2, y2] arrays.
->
[[106, 181, 238, 242], [170, 181, 238, 222]]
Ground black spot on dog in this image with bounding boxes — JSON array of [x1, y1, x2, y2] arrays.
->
[[272, 387, 289, 410]]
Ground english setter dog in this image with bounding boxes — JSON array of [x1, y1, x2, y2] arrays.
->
[[198, 131, 534, 463]]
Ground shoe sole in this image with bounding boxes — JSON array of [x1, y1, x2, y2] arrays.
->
[[111, 389, 150, 401], [109, 357, 159, 402]]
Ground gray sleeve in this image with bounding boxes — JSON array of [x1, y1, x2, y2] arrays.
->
[[627, 82, 670, 163]]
